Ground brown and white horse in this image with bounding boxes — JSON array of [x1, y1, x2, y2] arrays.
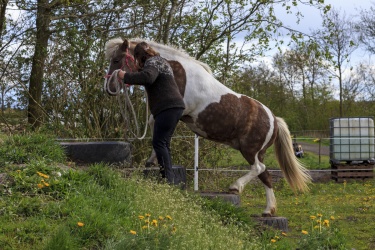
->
[[104, 38, 311, 216]]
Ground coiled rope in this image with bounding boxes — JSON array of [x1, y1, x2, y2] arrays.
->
[[105, 69, 149, 140]]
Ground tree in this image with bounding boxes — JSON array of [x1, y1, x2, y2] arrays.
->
[[357, 4, 375, 54], [315, 8, 359, 117]]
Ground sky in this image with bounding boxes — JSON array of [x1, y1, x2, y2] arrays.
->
[[250, 0, 375, 66]]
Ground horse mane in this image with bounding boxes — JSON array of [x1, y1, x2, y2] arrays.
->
[[105, 37, 124, 60], [105, 37, 212, 75]]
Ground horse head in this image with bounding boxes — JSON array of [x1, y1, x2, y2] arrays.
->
[[103, 38, 138, 95]]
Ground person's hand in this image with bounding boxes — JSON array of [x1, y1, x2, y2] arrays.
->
[[117, 69, 126, 80]]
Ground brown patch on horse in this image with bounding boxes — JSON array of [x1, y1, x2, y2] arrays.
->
[[258, 169, 272, 189], [168, 60, 186, 97], [196, 94, 273, 156]]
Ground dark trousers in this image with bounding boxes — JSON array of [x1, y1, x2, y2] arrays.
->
[[152, 108, 184, 184]]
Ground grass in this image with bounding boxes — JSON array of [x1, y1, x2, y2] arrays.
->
[[241, 179, 375, 249], [0, 132, 374, 249]]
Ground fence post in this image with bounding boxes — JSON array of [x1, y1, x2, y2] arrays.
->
[[194, 134, 199, 191]]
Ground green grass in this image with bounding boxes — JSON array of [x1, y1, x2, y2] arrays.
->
[[241, 179, 375, 250], [1, 133, 374, 249]]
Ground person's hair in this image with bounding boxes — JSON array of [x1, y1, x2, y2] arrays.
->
[[134, 42, 160, 68]]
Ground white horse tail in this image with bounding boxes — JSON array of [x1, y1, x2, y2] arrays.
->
[[274, 117, 312, 192]]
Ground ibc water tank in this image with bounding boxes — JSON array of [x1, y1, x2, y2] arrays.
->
[[330, 117, 375, 163]]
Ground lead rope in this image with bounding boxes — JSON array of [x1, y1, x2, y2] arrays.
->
[[106, 69, 149, 140]]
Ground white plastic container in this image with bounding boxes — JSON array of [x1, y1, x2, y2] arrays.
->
[[330, 117, 375, 162]]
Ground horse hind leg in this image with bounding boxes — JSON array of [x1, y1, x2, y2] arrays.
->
[[229, 152, 276, 217], [258, 170, 277, 217], [229, 156, 265, 193]]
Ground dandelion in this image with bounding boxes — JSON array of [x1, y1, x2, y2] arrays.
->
[[323, 220, 330, 227], [142, 225, 148, 230], [145, 213, 151, 217], [151, 219, 158, 226], [158, 216, 164, 220], [310, 215, 317, 220], [138, 215, 145, 220], [166, 215, 172, 220], [37, 183, 44, 188], [171, 226, 177, 233], [44, 182, 50, 187], [77, 222, 84, 227], [330, 216, 335, 220], [301, 230, 308, 235], [130, 230, 137, 235], [317, 213, 323, 217], [16, 170, 21, 173], [271, 239, 277, 243], [37, 172, 49, 179], [281, 232, 287, 236]]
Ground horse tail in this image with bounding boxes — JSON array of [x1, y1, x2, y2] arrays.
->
[[274, 117, 311, 192]]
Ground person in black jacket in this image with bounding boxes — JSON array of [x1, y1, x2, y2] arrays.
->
[[117, 42, 185, 185]]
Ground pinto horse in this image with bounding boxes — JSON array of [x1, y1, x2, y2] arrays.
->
[[104, 38, 311, 216]]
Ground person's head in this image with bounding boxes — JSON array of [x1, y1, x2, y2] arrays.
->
[[134, 42, 160, 68]]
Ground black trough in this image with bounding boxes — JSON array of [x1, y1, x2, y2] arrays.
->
[[60, 141, 131, 164]]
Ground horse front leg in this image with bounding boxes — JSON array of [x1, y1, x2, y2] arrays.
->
[[145, 114, 158, 167]]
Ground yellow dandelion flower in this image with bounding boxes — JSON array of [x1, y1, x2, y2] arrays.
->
[[37, 183, 44, 188], [37, 172, 49, 179], [314, 225, 320, 229], [16, 170, 21, 173], [144, 220, 150, 224], [275, 236, 280, 239], [142, 225, 148, 230], [323, 220, 330, 227], [138, 215, 145, 220], [44, 182, 50, 187], [145, 213, 151, 217], [130, 230, 137, 235], [166, 215, 172, 220], [172, 226, 177, 233], [301, 230, 308, 235], [282, 232, 287, 236], [158, 216, 164, 220], [330, 216, 335, 220], [151, 220, 158, 226], [271, 239, 277, 243], [317, 213, 323, 217], [77, 222, 84, 227], [310, 215, 316, 220], [316, 220, 321, 224]]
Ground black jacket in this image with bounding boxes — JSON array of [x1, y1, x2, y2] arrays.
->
[[123, 56, 185, 116]]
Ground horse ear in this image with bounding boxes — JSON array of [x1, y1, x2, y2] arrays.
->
[[120, 39, 129, 52]]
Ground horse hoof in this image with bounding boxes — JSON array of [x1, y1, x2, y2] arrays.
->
[[228, 188, 239, 195], [261, 213, 273, 217]]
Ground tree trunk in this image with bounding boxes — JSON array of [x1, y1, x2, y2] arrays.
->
[[27, 0, 51, 129]]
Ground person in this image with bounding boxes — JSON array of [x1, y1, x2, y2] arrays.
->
[[117, 42, 185, 185]]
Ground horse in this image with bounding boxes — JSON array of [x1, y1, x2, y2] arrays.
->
[[103, 37, 311, 217]]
